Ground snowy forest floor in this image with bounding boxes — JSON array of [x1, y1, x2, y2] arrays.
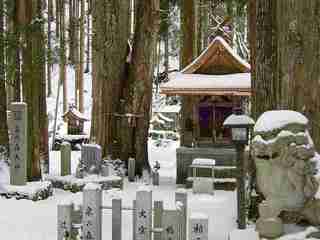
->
[[0, 140, 241, 240]]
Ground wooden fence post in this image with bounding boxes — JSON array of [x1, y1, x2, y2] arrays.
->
[[175, 189, 188, 240], [57, 201, 73, 240], [135, 186, 152, 240], [112, 198, 122, 240], [83, 183, 102, 240], [189, 213, 209, 240], [153, 201, 163, 240]]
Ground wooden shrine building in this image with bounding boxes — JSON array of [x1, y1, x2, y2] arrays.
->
[[62, 107, 89, 135], [160, 36, 251, 184]]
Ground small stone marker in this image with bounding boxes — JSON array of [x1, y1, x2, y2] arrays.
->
[[81, 144, 102, 174], [135, 186, 152, 240], [193, 178, 214, 195], [9, 102, 27, 186], [152, 171, 159, 186], [189, 213, 209, 240], [57, 201, 73, 240], [60, 142, 71, 176], [112, 198, 122, 240], [101, 164, 109, 177], [175, 189, 188, 240], [162, 209, 179, 240], [128, 158, 135, 182], [83, 183, 102, 240], [255, 201, 283, 239]]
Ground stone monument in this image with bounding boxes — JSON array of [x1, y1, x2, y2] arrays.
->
[[252, 110, 319, 224], [81, 144, 102, 174], [9, 102, 27, 186]]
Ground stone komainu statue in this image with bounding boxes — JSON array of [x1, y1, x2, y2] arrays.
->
[[252, 110, 320, 224]]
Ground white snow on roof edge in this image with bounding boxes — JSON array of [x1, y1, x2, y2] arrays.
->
[[254, 110, 308, 133]]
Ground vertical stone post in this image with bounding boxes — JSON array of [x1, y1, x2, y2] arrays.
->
[[83, 183, 102, 240], [133, 200, 137, 240], [81, 144, 102, 173], [9, 102, 27, 185], [175, 189, 188, 240], [162, 209, 179, 240], [236, 144, 246, 229], [60, 142, 71, 176], [112, 198, 122, 240], [57, 201, 73, 240], [128, 158, 135, 182], [153, 201, 163, 240], [189, 213, 208, 240], [152, 171, 159, 186], [135, 186, 152, 240]]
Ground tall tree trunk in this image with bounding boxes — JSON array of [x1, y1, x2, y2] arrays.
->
[[47, 0, 53, 96], [55, 0, 60, 39], [21, 0, 46, 180], [90, 0, 130, 157], [68, 0, 75, 64], [253, 0, 320, 149], [78, 0, 84, 113], [180, 0, 197, 147], [60, 0, 67, 113], [84, 0, 90, 73], [130, 0, 160, 175], [74, 0, 79, 109], [0, 0, 9, 160]]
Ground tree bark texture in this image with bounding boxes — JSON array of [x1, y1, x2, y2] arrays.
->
[[130, 0, 160, 175], [90, 0, 129, 157], [180, 0, 197, 147], [252, 0, 320, 149], [0, 0, 9, 159], [21, 0, 46, 180]]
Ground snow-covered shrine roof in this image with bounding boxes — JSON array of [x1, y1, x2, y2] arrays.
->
[[62, 108, 89, 121], [160, 36, 251, 96], [161, 72, 251, 96]]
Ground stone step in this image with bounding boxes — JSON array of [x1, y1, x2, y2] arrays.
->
[[186, 177, 237, 191], [190, 166, 237, 179]]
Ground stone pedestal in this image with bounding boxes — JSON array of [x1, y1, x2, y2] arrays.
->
[[81, 144, 102, 174], [255, 201, 283, 239], [152, 171, 159, 186], [9, 103, 28, 186], [60, 142, 71, 176], [193, 177, 214, 194]]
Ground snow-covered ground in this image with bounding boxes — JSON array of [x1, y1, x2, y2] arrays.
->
[[0, 141, 241, 240]]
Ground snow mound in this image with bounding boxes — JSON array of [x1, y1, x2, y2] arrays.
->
[[223, 114, 255, 126], [254, 110, 308, 133]]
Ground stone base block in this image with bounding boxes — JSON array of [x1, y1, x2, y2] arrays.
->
[[186, 177, 237, 191], [193, 177, 214, 194], [0, 181, 53, 201], [45, 174, 123, 193]]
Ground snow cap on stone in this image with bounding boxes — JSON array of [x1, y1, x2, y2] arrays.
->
[[223, 114, 255, 126], [84, 182, 101, 190], [254, 110, 308, 133]]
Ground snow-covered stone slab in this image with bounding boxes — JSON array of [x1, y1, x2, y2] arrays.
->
[[191, 158, 216, 166], [193, 177, 214, 195], [81, 144, 102, 174], [45, 174, 123, 193], [0, 181, 53, 201], [135, 187, 152, 240], [228, 228, 259, 240]]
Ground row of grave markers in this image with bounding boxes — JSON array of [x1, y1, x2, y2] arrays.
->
[[58, 184, 208, 240]]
